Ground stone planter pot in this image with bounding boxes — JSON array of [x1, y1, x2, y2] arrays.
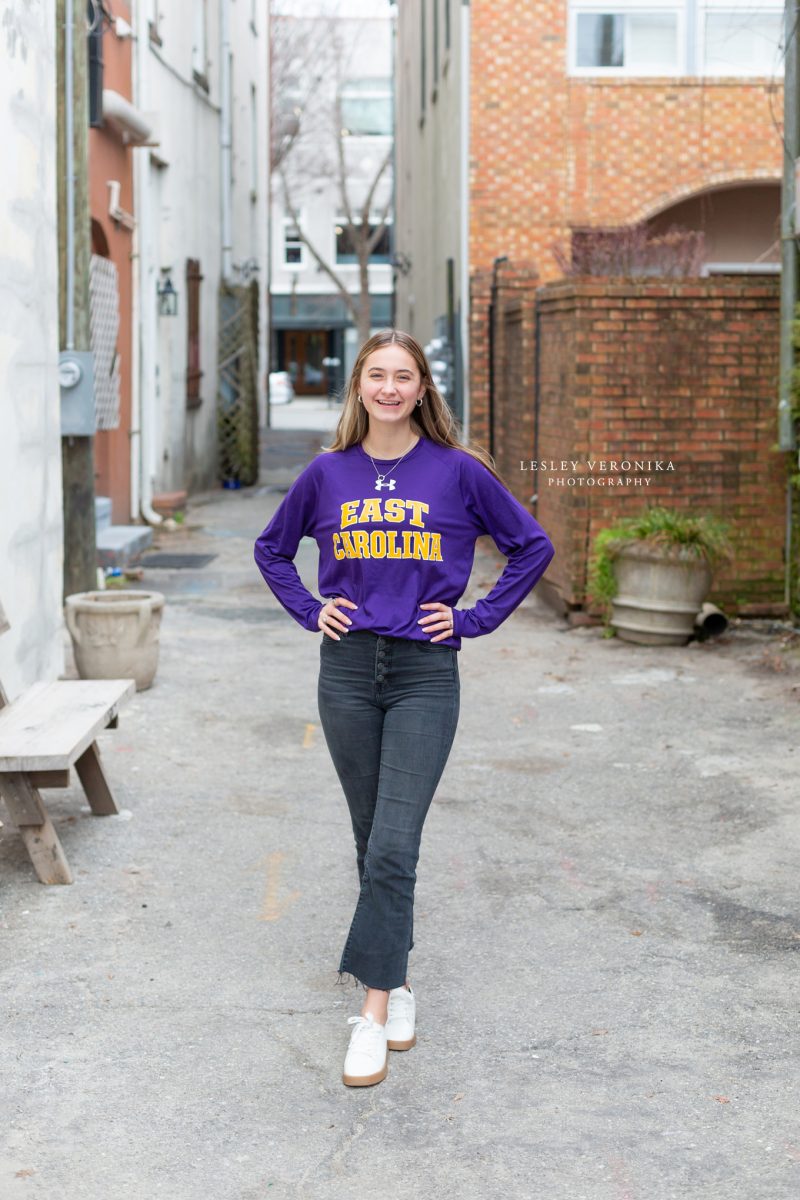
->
[[64, 590, 165, 690], [610, 543, 713, 646]]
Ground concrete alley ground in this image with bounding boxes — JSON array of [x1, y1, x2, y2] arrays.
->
[[2, 420, 800, 1200]]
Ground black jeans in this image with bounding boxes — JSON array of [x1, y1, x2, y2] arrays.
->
[[317, 629, 460, 991]]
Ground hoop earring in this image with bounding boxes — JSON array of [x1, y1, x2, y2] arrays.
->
[[415, 397, 423, 407], [357, 394, 362, 404]]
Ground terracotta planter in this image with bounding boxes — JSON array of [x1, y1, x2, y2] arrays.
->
[[610, 543, 713, 646], [64, 590, 165, 690]]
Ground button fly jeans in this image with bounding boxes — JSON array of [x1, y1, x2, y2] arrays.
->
[[317, 629, 460, 991]]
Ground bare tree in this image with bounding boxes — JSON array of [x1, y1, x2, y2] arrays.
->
[[271, 9, 393, 345], [270, 10, 334, 173]]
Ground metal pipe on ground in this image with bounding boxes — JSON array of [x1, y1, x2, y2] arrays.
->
[[694, 603, 729, 639]]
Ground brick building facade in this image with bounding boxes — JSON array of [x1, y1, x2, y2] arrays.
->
[[395, 0, 784, 429], [468, 11, 781, 279]]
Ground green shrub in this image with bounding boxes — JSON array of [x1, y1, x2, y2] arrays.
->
[[587, 505, 734, 629]]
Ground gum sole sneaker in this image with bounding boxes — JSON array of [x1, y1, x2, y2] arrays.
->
[[386, 984, 416, 1051], [342, 1013, 389, 1087]]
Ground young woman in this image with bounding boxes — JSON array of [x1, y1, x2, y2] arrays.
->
[[254, 329, 555, 1088]]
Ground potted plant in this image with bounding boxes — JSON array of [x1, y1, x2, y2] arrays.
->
[[587, 506, 733, 645]]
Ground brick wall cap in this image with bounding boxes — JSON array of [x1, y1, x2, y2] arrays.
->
[[536, 277, 780, 305]]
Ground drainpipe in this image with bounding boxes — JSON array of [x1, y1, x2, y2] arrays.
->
[[779, 0, 799, 610], [532, 292, 541, 517], [390, 9, 397, 330], [130, 187, 141, 521], [221, 0, 233, 282], [488, 255, 508, 459], [65, 0, 75, 351], [459, 0, 470, 437], [132, 0, 162, 526]]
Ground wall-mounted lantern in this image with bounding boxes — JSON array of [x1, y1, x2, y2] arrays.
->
[[157, 270, 178, 317], [391, 251, 412, 276]]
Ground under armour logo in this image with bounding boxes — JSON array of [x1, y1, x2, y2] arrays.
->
[[374, 478, 396, 491]]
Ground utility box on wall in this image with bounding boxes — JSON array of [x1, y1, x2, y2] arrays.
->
[[59, 350, 96, 436]]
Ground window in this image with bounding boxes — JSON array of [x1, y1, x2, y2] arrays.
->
[[284, 221, 304, 267], [147, 0, 162, 45], [568, 1, 783, 76], [702, 7, 783, 75], [339, 79, 393, 137], [186, 258, 204, 409], [192, 0, 208, 87], [575, 13, 679, 72], [88, 2, 104, 127], [335, 220, 392, 265]]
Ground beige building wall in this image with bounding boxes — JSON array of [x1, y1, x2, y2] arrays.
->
[[394, 0, 466, 420]]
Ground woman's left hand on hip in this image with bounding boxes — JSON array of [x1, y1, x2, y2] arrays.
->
[[418, 602, 454, 642]]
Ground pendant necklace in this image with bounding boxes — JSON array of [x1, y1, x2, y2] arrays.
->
[[364, 437, 419, 492]]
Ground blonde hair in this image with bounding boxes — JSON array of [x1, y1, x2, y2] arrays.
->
[[321, 328, 508, 487]]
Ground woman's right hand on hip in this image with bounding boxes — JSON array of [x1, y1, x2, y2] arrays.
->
[[318, 597, 358, 640]]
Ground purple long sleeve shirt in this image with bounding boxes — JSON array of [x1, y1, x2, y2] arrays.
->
[[253, 436, 555, 650]]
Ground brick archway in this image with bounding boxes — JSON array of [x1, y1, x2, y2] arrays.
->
[[643, 179, 781, 268], [631, 173, 781, 227]]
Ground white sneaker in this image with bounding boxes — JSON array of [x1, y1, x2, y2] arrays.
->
[[385, 985, 416, 1051], [342, 1013, 388, 1087]]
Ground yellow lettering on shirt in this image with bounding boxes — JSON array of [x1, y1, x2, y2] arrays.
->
[[358, 498, 383, 524], [331, 497, 445, 561], [351, 529, 370, 557], [406, 500, 429, 528]]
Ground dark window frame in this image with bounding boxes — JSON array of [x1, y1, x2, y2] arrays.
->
[[284, 221, 304, 267], [88, 0, 104, 127], [335, 221, 393, 265]]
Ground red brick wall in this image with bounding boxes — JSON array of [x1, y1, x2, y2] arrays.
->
[[468, 260, 538, 458], [90, 0, 135, 523], [487, 275, 792, 617], [468, 268, 494, 452]]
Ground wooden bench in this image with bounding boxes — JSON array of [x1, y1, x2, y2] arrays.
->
[[0, 600, 135, 884]]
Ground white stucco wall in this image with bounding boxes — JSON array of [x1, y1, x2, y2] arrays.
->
[[137, 0, 268, 495], [139, 2, 222, 496], [0, 0, 64, 700], [229, 0, 269, 424]]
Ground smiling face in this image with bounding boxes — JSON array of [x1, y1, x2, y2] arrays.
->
[[359, 344, 426, 430]]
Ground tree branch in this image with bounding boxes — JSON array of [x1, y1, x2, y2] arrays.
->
[[279, 167, 361, 323]]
